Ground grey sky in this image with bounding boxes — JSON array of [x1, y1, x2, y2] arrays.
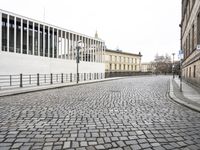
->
[[1, 0, 181, 62]]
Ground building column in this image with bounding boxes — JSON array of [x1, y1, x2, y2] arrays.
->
[[91, 39, 94, 62], [7, 14, 9, 52], [43, 25, 45, 56], [99, 42, 101, 63], [38, 24, 40, 56], [20, 18, 23, 54], [64, 31, 66, 59], [27, 20, 29, 54], [86, 38, 88, 61], [88, 39, 90, 62], [97, 41, 99, 63], [80, 36, 83, 61], [72, 33, 74, 60], [94, 40, 96, 62], [67, 32, 70, 60], [56, 29, 59, 58], [14, 16, 16, 53], [103, 43, 105, 62], [32, 22, 35, 55], [48, 26, 50, 57], [52, 28, 54, 58], [0, 12, 2, 52], [83, 37, 86, 61], [60, 31, 63, 59]]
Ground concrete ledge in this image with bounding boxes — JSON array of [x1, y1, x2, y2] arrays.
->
[[0, 77, 124, 97], [169, 79, 200, 112]]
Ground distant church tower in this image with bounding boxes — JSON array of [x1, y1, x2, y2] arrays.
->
[[95, 30, 99, 39]]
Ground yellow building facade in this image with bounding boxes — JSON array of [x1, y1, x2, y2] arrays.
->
[[105, 49, 142, 76]]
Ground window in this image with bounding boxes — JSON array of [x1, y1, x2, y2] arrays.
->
[[28, 21, 33, 55], [40, 25, 43, 56], [16, 18, 21, 53], [189, 67, 191, 77], [2, 13, 8, 51], [45, 26, 48, 57], [115, 64, 117, 70], [115, 56, 117, 62], [34, 23, 38, 55], [197, 12, 200, 47], [110, 55, 112, 61], [110, 64, 112, 70], [193, 65, 196, 78], [22, 20, 27, 54], [192, 24, 194, 51], [9, 16, 14, 52], [49, 28, 53, 58]]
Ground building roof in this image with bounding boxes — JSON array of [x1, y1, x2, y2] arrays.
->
[[106, 49, 142, 57]]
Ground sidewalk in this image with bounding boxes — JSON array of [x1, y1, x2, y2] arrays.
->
[[169, 77, 200, 112], [0, 77, 124, 97]]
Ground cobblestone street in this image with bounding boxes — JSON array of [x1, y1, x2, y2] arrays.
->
[[0, 76, 200, 150]]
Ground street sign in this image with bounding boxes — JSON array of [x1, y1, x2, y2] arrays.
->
[[197, 44, 200, 50], [178, 50, 183, 59]]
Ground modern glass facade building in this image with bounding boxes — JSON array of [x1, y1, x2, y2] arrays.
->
[[0, 9, 105, 77]]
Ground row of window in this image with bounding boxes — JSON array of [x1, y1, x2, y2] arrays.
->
[[182, 0, 196, 34], [110, 55, 139, 64], [0, 12, 105, 63], [183, 65, 196, 78], [109, 64, 138, 71], [182, 0, 198, 59]]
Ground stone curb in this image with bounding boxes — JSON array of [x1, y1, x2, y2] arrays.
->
[[168, 79, 200, 112], [0, 77, 125, 97]]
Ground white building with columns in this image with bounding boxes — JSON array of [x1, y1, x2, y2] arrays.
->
[[0, 9, 105, 80]]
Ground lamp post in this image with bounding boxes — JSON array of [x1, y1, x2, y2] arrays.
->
[[172, 53, 175, 79], [178, 50, 183, 92], [76, 41, 82, 84]]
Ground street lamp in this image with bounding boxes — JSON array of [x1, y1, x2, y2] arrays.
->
[[178, 50, 184, 92], [172, 53, 175, 79], [76, 40, 82, 84]]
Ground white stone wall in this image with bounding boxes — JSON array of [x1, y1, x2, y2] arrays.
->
[[0, 51, 105, 75]]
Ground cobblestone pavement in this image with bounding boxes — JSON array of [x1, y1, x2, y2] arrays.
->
[[0, 76, 200, 150]]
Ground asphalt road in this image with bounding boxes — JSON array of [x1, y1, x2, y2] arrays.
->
[[0, 76, 199, 150]]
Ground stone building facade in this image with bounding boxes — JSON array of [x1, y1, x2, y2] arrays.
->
[[141, 63, 155, 73], [181, 0, 200, 85], [105, 49, 142, 77]]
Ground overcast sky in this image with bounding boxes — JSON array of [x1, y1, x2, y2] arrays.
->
[[1, 0, 181, 62]]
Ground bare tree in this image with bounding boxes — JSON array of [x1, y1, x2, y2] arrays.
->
[[152, 53, 172, 74]]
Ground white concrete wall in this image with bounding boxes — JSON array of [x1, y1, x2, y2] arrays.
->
[[0, 52, 105, 75]]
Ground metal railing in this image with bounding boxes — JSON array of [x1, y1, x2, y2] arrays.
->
[[0, 73, 104, 90]]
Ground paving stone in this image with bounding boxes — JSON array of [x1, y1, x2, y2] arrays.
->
[[0, 76, 200, 149], [63, 141, 71, 149]]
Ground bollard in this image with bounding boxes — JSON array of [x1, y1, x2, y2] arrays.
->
[[61, 73, 63, 83], [50, 73, 53, 84], [10, 75, 12, 86], [20, 74, 23, 87], [84, 73, 86, 81], [37, 73, 40, 86], [70, 73, 72, 82]]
